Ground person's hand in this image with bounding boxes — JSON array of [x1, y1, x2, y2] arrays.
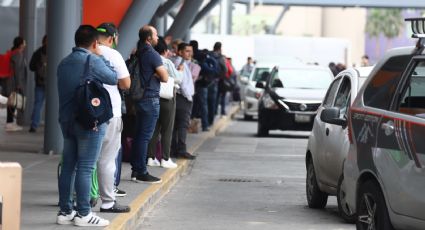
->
[[178, 64, 184, 71]]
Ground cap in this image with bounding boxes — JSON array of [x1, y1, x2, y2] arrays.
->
[[97, 23, 118, 37]]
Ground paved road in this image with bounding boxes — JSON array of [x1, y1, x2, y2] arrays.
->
[[140, 115, 355, 230]]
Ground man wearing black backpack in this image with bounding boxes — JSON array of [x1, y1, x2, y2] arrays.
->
[[130, 25, 168, 184], [56, 25, 117, 227]]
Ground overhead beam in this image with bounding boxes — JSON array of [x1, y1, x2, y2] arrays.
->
[[156, 0, 181, 17], [166, 0, 203, 40], [270, 5, 290, 34], [191, 0, 220, 28], [234, 0, 425, 8]]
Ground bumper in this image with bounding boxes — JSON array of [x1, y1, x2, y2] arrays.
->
[[259, 108, 316, 131]]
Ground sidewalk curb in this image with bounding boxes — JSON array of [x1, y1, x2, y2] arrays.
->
[[105, 104, 240, 230]]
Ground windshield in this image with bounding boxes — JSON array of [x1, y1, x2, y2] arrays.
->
[[275, 68, 333, 89], [251, 67, 271, 82]]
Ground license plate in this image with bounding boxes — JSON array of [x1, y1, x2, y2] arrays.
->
[[294, 114, 311, 123]]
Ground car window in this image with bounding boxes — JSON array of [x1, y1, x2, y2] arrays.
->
[[334, 77, 351, 117], [396, 60, 425, 118], [322, 78, 341, 107], [363, 55, 411, 110], [252, 67, 270, 82], [276, 68, 333, 89]]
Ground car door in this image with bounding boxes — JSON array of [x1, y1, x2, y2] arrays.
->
[[375, 58, 425, 221], [320, 75, 352, 188], [314, 76, 342, 186]]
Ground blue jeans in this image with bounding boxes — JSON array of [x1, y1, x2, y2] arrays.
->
[[207, 82, 218, 126], [58, 122, 107, 216], [131, 98, 160, 174], [114, 146, 122, 187], [30, 86, 45, 129], [198, 87, 209, 129]]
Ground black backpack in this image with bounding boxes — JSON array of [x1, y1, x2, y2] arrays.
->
[[126, 53, 144, 101], [75, 55, 113, 130]]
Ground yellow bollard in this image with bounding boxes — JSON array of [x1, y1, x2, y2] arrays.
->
[[0, 162, 22, 230]]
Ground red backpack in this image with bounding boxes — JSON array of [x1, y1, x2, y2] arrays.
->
[[0, 50, 14, 78]]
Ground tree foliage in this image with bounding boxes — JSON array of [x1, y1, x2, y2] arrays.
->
[[365, 9, 404, 39]]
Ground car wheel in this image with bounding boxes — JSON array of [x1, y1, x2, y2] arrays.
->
[[306, 160, 328, 209], [337, 175, 356, 223], [244, 114, 253, 121], [257, 121, 269, 137], [356, 180, 394, 230]]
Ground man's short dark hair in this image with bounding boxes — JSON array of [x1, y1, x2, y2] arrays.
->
[[75, 25, 99, 48], [154, 36, 168, 55], [178, 42, 190, 52], [213, 42, 221, 51], [189, 40, 198, 51], [97, 22, 118, 38], [139, 25, 153, 43]]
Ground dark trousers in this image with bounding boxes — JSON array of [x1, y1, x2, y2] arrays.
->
[[192, 85, 209, 129], [148, 97, 176, 160], [207, 82, 218, 126], [0, 77, 15, 123], [172, 94, 193, 154]]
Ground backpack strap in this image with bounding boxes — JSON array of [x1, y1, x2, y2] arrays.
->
[[80, 54, 92, 84]]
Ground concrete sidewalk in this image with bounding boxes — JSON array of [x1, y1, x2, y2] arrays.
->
[[0, 104, 239, 230]]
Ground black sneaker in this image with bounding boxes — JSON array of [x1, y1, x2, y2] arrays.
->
[[114, 187, 127, 197], [131, 171, 138, 181], [134, 173, 162, 184], [29, 127, 36, 133], [176, 152, 196, 160], [100, 201, 130, 213]]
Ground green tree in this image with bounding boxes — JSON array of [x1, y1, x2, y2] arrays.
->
[[365, 9, 404, 58]]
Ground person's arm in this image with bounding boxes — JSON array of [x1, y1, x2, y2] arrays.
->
[[165, 59, 183, 84], [92, 55, 118, 85], [29, 49, 39, 72], [118, 77, 131, 89], [155, 66, 168, 83]]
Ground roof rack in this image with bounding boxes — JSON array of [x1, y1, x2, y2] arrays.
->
[[405, 18, 425, 54]]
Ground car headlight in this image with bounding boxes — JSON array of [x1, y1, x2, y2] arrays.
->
[[246, 88, 263, 99], [262, 94, 278, 109]]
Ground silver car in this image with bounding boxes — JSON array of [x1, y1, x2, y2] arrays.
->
[[305, 67, 372, 222], [331, 18, 425, 230]]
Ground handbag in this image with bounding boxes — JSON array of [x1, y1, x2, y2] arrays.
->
[[159, 77, 175, 99], [7, 91, 26, 110]]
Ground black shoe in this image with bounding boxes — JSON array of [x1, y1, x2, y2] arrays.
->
[[202, 127, 209, 132], [134, 172, 162, 184], [29, 127, 36, 133], [114, 187, 127, 197], [176, 152, 196, 160], [131, 171, 138, 181], [100, 201, 130, 213]]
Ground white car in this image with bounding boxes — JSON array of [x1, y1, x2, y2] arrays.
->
[[305, 67, 372, 222], [240, 63, 274, 120]]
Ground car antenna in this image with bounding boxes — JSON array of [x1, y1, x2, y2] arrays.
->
[[406, 17, 425, 55]]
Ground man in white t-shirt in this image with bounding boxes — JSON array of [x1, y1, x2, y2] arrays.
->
[[96, 23, 131, 213]]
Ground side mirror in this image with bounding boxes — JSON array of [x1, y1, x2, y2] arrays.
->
[[240, 76, 249, 84], [271, 79, 284, 88], [320, 107, 346, 127], [255, 81, 265, 89]]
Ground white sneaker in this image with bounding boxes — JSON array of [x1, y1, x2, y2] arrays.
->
[[147, 158, 160, 167], [161, 158, 177, 169], [56, 210, 76, 225], [73, 212, 109, 227], [5, 123, 23, 132]]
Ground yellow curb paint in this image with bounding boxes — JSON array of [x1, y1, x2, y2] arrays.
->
[[106, 105, 239, 230]]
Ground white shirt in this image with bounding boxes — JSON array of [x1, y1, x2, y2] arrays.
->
[[161, 56, 182, 87], [99, 45, 130, 118]]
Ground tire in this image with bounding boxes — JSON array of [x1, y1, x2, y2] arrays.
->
[[306, 160, 328, 209], [244, 114, 253, 121], [257, 121, 269, 137], [337, 175, 356, 223], [356, 180, 394, 230]]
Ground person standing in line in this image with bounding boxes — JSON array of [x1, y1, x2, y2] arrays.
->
[[210, 42, 227, 124], [3, 37, 27, 131], [130, 25, 168, 183], [29, 35, 47, 133], [240, 56, 254, 77], [95, 22, 131, 213], [56, 25, 117, 227], [171, 43, 196, 160], [147, 36, 182, 168]]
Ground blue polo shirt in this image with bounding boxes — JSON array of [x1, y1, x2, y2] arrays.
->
[[138, 43, 163, 99]]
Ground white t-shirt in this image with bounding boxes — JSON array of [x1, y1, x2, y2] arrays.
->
[[99, 45, 130, 118]]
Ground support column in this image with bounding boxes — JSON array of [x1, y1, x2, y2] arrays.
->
[[44, 0, 82, 154], [190, 0, 220, 28], [220, 0, 233, 35], [19, 0, 37, 126], [270, 5, 290, 34], [117, 0, 162, 59], [166, 0, 203, 40]]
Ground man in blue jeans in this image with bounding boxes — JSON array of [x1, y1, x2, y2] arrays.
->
[[130, 25, 168, 183], [56, 25, 117, 227]]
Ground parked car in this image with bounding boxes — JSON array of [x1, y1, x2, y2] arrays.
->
[[240, 63, 274, 120], [305, 66, 372, 223], [324, 18, 425, 230], [256, 65, 334, 136]]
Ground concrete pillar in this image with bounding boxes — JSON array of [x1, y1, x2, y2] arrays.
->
[[44, 0, 82, 154], [19, 0, 37, 126], [190, 0, 221, 28], [220, 0, 233, 35], [166, 0, 203, 40], [117, 0, 162, 59]]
